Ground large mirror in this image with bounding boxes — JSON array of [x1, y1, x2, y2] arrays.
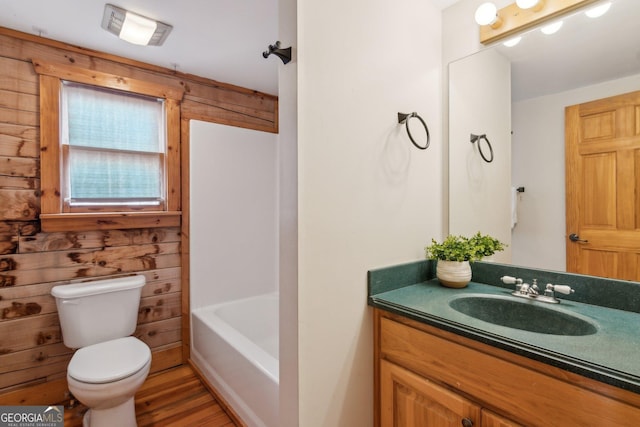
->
[[449, 0, 640, 277]]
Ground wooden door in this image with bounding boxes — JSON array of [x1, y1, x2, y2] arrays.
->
[[380, 359, 481, 427], [566, 90, 640, 280]]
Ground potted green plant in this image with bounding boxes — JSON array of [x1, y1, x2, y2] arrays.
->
[[425, 232, 506, 288]]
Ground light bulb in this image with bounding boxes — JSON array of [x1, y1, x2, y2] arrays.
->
[[475, 2, 499, 26], [503, 36, 522, 47], [120, 11, 157, 45], [540, 20, 563, 35], [585, 2, 611, 18], [516, 0, 540, 9]]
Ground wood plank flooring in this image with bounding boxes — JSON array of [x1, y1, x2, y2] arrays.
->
[[62, 365, 239, 426]]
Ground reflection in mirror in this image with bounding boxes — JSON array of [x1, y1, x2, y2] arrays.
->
[[449, 0, 640, 276]]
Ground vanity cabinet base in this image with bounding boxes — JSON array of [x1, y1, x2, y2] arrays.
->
[[374, 309, 640, 427]]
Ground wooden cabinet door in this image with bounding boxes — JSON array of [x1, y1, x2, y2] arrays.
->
[[482, 409, 523, 427], [380, 359, 481, 427]]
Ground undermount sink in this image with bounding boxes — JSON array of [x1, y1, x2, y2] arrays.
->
[[448, 295, 598, 336]]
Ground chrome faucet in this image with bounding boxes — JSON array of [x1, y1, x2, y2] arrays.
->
[[500, 276, 574, 304], [519, 279, 540, 296]]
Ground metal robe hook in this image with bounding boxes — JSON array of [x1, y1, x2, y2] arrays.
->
[[262, 41, 292, 64], [470, 133, 494, 163], [398, 112, 430, 150]]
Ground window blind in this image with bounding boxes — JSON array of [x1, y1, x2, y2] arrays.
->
[[61, 81, 166, 206]]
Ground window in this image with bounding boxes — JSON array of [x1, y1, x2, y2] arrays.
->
[[34, 59, 184, 231], [61, 82, 166, 211]]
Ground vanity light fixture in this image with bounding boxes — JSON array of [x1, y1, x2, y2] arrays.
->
[[540, 20, 563, 34], [101, 4, 173, 46], [477, 0, 601, 44], [475, 2, 502, 28], [585, 1, 611, 18]]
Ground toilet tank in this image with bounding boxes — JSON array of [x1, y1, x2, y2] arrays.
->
[[51, 275, 146, 349]]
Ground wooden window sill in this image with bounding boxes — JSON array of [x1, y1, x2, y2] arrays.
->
[[40, 211, 182, 232]]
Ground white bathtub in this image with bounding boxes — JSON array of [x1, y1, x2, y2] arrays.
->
[[191, 293, 279, 427]]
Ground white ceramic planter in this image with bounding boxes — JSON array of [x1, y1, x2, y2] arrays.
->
[[436, 260, 472, 288]]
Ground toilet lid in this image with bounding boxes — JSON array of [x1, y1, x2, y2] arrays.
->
[[68, 337, 151, 384]]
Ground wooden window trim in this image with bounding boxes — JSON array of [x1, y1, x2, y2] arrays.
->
[[34, 59, 184, 231], [39, 211, 181, 232]]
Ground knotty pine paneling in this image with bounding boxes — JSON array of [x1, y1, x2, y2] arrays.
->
[[0, 123, 39, 158], [0, 56, 39, 95], [17, 228, 180, 252], [0, 106, 38, 127], [0, 157, 38, 177], [0, 189, 39, 220], [0, 25, 277, 395]]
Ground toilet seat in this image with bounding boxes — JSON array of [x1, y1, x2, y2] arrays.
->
[[68, 337, 151, 384]]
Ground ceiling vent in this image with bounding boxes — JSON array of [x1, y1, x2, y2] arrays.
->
[[101, 4, 172, 46]]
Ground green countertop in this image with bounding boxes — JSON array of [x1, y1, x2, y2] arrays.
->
[[368, 260, 640, 394]]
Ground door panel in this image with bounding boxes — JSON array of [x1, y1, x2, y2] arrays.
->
[[380, 359, 481, 427], [582, 153, 616, 226], [482, 409, 523, 427]]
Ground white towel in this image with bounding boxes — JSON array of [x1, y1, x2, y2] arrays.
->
[[511, 186, 518, 229]]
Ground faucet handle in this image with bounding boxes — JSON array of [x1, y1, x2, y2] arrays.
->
[[545, 283, 575, 295], [501, 276, 523, 285], [554, 284, 574, 295]]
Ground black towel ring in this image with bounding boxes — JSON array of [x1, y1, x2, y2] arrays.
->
[[398, 112, 430, 150], [470, 133, 494, 163]]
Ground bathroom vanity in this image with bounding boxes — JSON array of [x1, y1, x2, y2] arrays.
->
[[369, 261, 640, 426]]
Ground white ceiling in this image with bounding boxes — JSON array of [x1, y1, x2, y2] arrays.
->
[[0, 0, 280, 95], [0, 0, 464, 97], [1, 0, 633, 102], [431, 0, 464, 9]]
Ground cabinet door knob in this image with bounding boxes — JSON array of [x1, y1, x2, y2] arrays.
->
[[461, 418, 474, 427]]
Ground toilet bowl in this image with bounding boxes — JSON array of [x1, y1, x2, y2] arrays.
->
[[51, 275, 151, 427], [67, 337, 151, 427]]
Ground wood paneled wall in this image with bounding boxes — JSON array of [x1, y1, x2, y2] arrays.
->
[[0, 26, 277, 398]]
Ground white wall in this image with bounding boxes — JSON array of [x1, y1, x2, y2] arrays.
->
[[296, 0, 443, 425], [277, 0, 299, 422], [511, 73, 640, 270], [449, 48, 512, 262], [189, 120, 278, 309], [442, 0, 511, 65]]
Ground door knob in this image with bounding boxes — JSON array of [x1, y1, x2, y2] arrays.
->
[[461, 418, 474, 427], [569, 233, 588, 243]]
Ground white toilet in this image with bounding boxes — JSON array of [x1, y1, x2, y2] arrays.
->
[[51, 275, 151, 427]]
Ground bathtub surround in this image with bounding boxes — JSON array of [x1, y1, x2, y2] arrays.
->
[[188, 120, 279, 426], [188, 121, 278, 307]]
